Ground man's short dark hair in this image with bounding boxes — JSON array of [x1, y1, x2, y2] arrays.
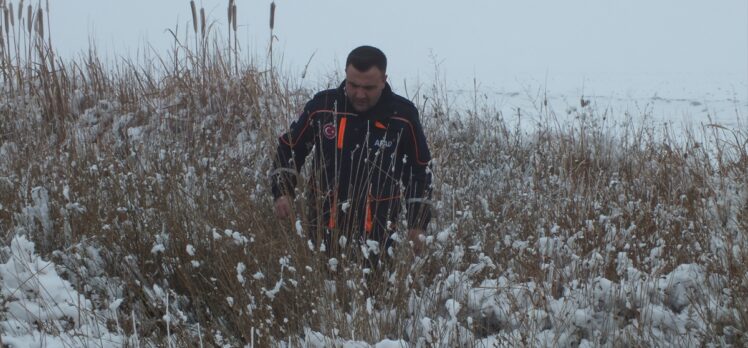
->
[[346, 46, 387, 73]]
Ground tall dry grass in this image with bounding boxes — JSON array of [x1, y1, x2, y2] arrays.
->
[[0, 1, 746, 346]]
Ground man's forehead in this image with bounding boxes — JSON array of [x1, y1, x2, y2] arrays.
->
[[346, 65, 385, 76], [346, 79, 379, 87]]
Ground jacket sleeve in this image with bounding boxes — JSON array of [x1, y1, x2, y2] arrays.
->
[[271, 100, 316, 199], [401, 111, 433, 230]]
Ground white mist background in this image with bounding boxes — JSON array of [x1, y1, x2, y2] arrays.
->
[[49, 0, 747, 124]]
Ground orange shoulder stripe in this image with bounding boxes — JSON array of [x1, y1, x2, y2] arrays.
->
[[389, 116, 430, 165]]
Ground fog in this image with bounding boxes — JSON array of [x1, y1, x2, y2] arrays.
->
[[49, 1, 747, 104]]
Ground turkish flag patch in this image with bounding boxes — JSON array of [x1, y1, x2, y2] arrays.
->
[[323, 123, 336, 139]]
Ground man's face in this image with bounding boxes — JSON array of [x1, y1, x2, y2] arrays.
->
[[345, 65, 386, 112]]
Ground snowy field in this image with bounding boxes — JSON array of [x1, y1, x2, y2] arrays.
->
[[2, 74, 746, 346], [444, 72, 746, 131]]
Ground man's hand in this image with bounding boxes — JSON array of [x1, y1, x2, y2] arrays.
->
[[274, 195, 293, 219], [407, 228, 426, 255]]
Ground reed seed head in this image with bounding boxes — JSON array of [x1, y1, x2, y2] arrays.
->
[[7, 2, 13, 28], [270, 2, 276, 30], [200, 8, 206, 37], [35, 7, 42, 38], [26, 5, 31, 34], [4, 7, 9, 35], [232, 4, 237, 32], [228, 0, 234, 25], [190, 1, 197, 34]]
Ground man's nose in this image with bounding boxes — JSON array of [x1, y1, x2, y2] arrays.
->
[[352, 88, 365, 99]]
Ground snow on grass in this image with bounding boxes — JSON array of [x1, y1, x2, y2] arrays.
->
[[0, 235, 126, 347]]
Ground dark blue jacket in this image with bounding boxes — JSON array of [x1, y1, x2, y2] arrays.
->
[[271, 81, 432, 246]]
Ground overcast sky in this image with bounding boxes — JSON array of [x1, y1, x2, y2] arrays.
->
[[48, 1, 747, 99]]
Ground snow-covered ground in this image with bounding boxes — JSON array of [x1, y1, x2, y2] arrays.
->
[[3, 221, 745, 347], [1, 235, 128, 347], [2, 82, 746, 346]]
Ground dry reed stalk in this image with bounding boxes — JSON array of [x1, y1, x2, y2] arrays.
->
[[269, 2, 276, 73], [232, 3, 237, 74], [227, 0, 233, 69], [45, 0, 52, 54], [190, 0, 199, 65]]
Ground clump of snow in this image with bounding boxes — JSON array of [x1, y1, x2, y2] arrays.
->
[[0, 235, 126, 346], [296, 219, 305, 237], [236, 262, 247, 285], [151, 243, 165, 254], [328, 258, 339, 272]]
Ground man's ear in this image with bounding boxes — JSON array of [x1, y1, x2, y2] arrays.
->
[[384, 73, 388, 82]]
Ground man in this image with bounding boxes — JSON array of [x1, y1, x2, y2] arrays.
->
[[271, 46, 432, 265]]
